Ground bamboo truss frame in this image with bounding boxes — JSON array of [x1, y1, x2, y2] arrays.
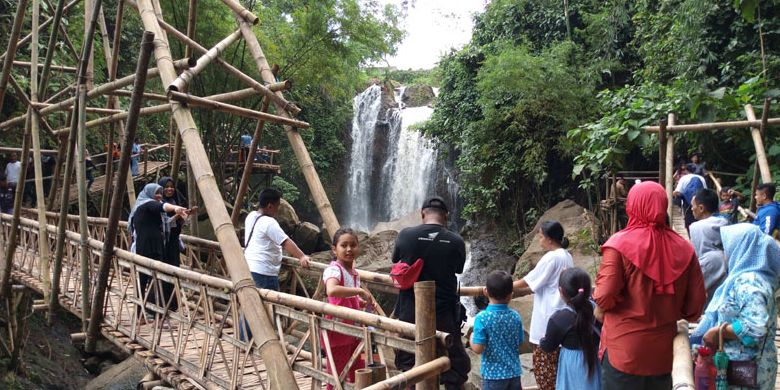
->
[[0, 1, 346, 388]]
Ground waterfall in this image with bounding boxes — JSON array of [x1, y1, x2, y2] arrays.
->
[[345, 85, 438, 231]]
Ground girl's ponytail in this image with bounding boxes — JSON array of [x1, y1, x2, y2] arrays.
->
[[559, 267, 597, 378]]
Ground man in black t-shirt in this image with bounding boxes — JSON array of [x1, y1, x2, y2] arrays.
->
[[392, 196, 470, 390]]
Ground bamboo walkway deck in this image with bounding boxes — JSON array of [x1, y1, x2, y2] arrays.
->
[[67, 160, 170, 204]]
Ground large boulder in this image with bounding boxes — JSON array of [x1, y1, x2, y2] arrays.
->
[[275, 198, 300, 233], [514, 200, 599, 278], [85, 356, 148, 390], [401, 84, 435, 107], [355, 230, 398, 273], [371, 211, 420, 234]]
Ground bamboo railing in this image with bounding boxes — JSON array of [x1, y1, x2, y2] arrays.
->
[[2, 214, 453, 389]]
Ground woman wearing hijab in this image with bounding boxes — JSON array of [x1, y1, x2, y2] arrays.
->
[[593, 181, 706, 389], [692, 223, 779, 390], [129, 183, 189, 323], [158, 177, 189, 311]]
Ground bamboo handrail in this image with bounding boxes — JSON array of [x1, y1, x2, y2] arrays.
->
[[363, 357, 451, 390], [644, 117, 780, 132], [671, 320, 695, 390]]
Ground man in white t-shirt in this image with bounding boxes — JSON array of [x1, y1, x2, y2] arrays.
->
[[244, 188, 310, 291], [4, 153, 21, 187]]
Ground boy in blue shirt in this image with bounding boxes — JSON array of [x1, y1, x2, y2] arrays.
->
[[471, 270, 524, 390], [753, 182, 780, 238]]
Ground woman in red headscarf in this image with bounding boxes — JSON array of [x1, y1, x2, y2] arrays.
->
[[594, 181, 706, 389]]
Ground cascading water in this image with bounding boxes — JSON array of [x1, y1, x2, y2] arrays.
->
[[345, 85, 438, 231]]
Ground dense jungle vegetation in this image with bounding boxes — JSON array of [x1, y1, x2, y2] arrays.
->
[[424, 0, 780, 233]]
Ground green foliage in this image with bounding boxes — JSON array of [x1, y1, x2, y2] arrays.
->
[[271, 176, 301, 204]]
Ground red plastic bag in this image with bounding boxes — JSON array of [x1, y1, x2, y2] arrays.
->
[[390, 258, 423, 290]]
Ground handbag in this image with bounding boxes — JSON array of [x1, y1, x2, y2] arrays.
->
[[390, 227, 443, 290], [718, 322, 764, 388]]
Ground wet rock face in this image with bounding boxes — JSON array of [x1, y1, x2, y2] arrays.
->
[[460, 221, 519, 314], [401, 84, 435, 107]]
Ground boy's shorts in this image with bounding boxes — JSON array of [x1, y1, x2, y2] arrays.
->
[[483, 376, 522, 390]]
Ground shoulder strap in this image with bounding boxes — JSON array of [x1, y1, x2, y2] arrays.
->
[[244, 214, 265, 249]]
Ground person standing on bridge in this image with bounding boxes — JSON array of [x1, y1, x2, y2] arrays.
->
[[392, 196, 470, 390], [594, 181, 706, 390], [690, 188, 728, 302], [4, 152, 21, 188], [130, 139, 141, 176], [129, 183, 190, 323], [244, 188, 311, 291], [0, 175, 13, 214], [158, 176, 191, 312]]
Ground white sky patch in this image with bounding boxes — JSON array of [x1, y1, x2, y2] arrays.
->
[[380, 0, 487, 70]]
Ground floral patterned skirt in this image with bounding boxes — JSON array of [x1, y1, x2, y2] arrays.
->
[[533, 345, 560, 390]]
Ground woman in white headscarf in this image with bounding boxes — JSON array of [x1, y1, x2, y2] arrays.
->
[[693, 223, 780, 390]]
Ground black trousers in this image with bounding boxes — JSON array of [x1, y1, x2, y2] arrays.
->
[[395, 306, 471, 390], [601, 350, 671, 390]]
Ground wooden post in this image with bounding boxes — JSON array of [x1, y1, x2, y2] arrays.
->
[[37, 0, 67, 99], [666, 113, 676, 219], [29, 0, 54, 312], [744, 104, 773, 184], [76, 86, 91, 329], [658, 119, 668, 186], [0, 117, 32, 297], [355, 369, 374, 389], [238, 20, 340, 238], [0, 0, 29, 112], [85, 30, 155, 353], [231, 98, 270, 226], [135, 3, 299, 388], [414, 281, 437, 390]]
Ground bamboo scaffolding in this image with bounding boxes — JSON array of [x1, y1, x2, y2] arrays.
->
[[37, 0, 68, 99], [219, 0, 259, 24], [42, 0, 80, 62], [169, 30, 243, 92], [152, 16, 301, 116], [86, 30, 155, 353], [167, 90, 309, 128], [31, 102, 124, 115], [134, 2, 300, 388], [105, 89, 168, 101], [231, 97, 270, 225], [185, 0, 198, 59], [28, 0, 54, 315], [84, 0, 95, 89], [13, 61, 78, 73], [76, 86, 91, 329], [644, 117, 780, 132], [0, 60, 191, 130], [665, 114, 675, 219], [658, 119, 667, 186], [45, 134, 67, 209], [0, 116, 32, 297], [414, 281, 437, 390], [0, 0, 29, 114], [0, 0, 80, 62], [238, 19, 340, 237], [8, 76, 57, 137]]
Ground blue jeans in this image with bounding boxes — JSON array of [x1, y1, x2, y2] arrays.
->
[[239, 273, 279, 341], [483, 376, 522, 390]]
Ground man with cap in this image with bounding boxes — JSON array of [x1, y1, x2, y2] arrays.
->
[[391, 196, 470, 390]]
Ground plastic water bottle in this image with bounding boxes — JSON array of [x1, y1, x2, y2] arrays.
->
[[695, 346, 716, 390]]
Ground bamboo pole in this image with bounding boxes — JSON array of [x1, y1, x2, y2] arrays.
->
[[167, 91, 309, 128], [238, 20, 340, 238], [185, 0, 197, 59], [218, 0, 258, 24], [76, 86, 91, 329], [134, 3, 299, 387], [168, 30, 243, 92], [414, 281, 437, 390], [671, 320, 694, 390], [29, 0, 54, 313], [38, 0, 69, 99], [666, 114, 676, 219], [86, 30, 155, 353], [0, 0, 29, 114], [187, 163, 199, 237], [658, 119, 667, 186], [745, 104, 773, 184], [0, 0, 80, 62], [0, 116, 32, 297], [49, 0, 103, 323], [45, 134, 67, 210], [363, 357, 451, 390], [231, 98, 270, 225], [84, 0, 94, 90], [8, 77, 57, 137], [13, 61, 78, 74], [152, 17, 301, 116], [644, 117, 780, 133]]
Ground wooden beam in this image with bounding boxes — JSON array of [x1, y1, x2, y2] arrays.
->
[[644, 118, 780, 133], [745, 104, 772, 184], [168, 30, 243, 92], [38, 0, 68, 99], [665, 114, 675, 220], [167, 90, 310, 128], [13, 61, 78, 73], [658, 119, 667, 186]]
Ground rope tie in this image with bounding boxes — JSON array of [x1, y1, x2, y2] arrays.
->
[[233, 278, 255, 295], [415, 334, 436, 345]]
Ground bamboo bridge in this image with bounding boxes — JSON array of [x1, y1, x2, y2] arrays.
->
[[1, 210, 455, 389]]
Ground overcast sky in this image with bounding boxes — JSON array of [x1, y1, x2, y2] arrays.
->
[[380, 1, 487, 70]]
